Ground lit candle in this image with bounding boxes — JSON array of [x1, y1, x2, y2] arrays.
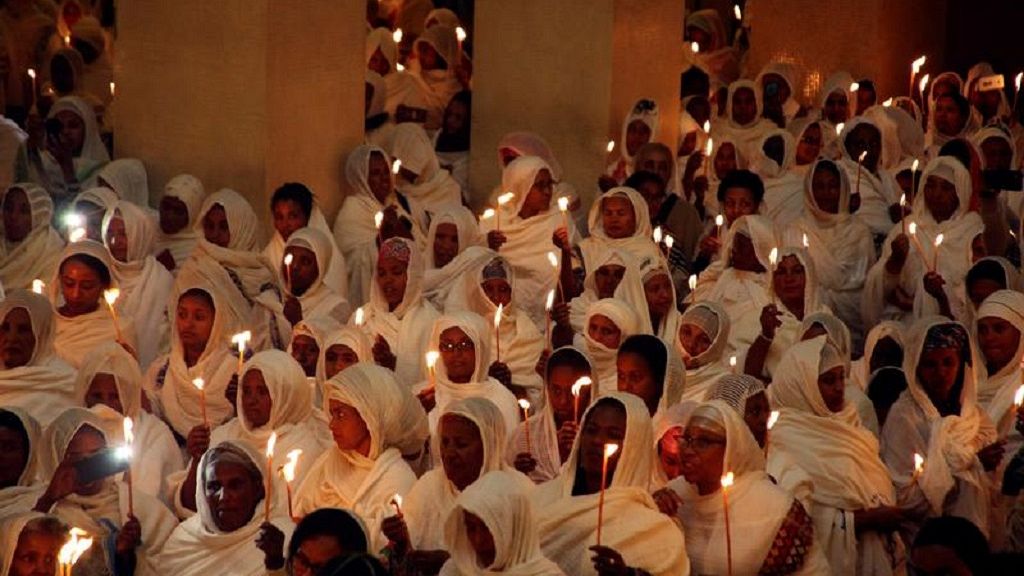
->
[[883, 97, 893, 107], [1015, 384, 1024, 408], [494, 304, 503, 362], [572, 376, 592, 423], [122, 417, 134, 517], [729, 355, 738, 374], [282, 253, 294, 291], [721, 472, 735, 576], [765, 410, 780, 455], [455, 26, 467, 43], [374, 211, 384, 246], [396, 62, 405, 72], [900, 194, 908, 235], [557, 196, 571, 232], [59, 527, 93, 576], [392, 28, 403, 43], [704, 137, 713, 178], [544, 289, 555, 350], [192, 378, 208, 427], [850, 81, 860, 94], [802, 233, 809, 249], [768, 247, 779, 305], [103, 289, 123, 341], [734, 4, 742, 21], [653, 226, 663, 244], [69, 227, 86, 243], [109, 81, 115, 98], [688, 274, 698, 292], [425, 350, 439, 389], [910, 55, 926, 99], [703, 120, 711, 135], [596, 443, 619, 546], [63, 33, 70, 46], [690, 41, 699, 55], [354, 306, 365, 326], [911, 158, 920, 197], [32, 279, 44, 294], [931, 233, 944, 273], [496, 192, 514, 233], [606, 140, 615, 153], [27, 68, 36, 101], [518, 399, 532, 454], [665, 235, 675, 251], [390, 493, 404, 516], [913, 453, 925, 482], [281, 448, 302, 521], [715, 214, 725, 238], [264, 432, 277, 522], [1015, 72, 1022, 112], [918, 74, 930, 100], [907, 222, 928, 264], [231, 331, 251, 377], [391, 158, 401, 175]]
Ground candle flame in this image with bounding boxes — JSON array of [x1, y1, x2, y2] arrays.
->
[[850, 81, 859, 92], [32, 279, 44, 294], [518, 398, 531, 411], [702, 120, 710, 133], [59, 527, 93, 567], [494, 303, 503, 328], [392, 28, 403, 43], [498, 192, 515, 206], [768, 247, 779, 266], [266, 431, 277, 458], [857, 151, 867, 163], [802, 233, 809, 248], [919, 73, 930, 94], [604, 443, 619, 458], [481, 208, 495, 220], [63, 33, 70, 46], [391, 158, 401, 174], [283, 253, 293, 267], [282, 449, 302, 483], [123, 417, 134, 445], [729, 355, 737, 368], [1017, 72, 1023, 91], [391, 493, 403, 510], [720, 471, 735, 488], [934, 233, 944, 248], [909, 221, 918, 235], [688, 274, 697, 291], [64, 212, 83, 228], [835, 122, 844, 137], [914, 453, 925, 474], [354, 307, 365, 326], [572, 376, 593, 397], [456, 26, 467, 42], [396, 62, 405, 72], [767, 410, 780, 430], [911, 55, 926, 75], [715, 214, 724, 227], [883, 97, 893, 107], [734, 4, 742, 20], [545, 289, 555, 311], [547, 251, 559, 268], [374, 211, 383, 229], [665, 235, 675, 250], [607, 140, 615, 153], [653, 226, 663, 244], [192, 377, 204, 391], [690, 41, 699, 54], [1014, 384, 1024, 407], [27, 68, 36, 79], [558, 196, 570, 212], [426, 350, 440, 369], [231, 330, 252, 349], [103, 289, 120, 306], [109, 81, 115, 96], [900, 193, 906, 207], [705, 137, 713, 156]]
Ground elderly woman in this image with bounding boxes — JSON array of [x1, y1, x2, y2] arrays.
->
[[154, 174, 206, 274], [0, 290, 77, 426], [676, 301, 731, 402], [0, 183, 64, 290]]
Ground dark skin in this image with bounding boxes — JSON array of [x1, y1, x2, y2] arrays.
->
[[795, 123, 823, 165], [290, 334, 320, 378], [44, 110, 86, 185], [773, 255, 807, 320], [58, 259, 106, 317], [84, 373, 124, 414], [156, 196, 190, 270], [481, 279, 515, 391], [977, 317, 1020, 376], [105, 213, 129, 263], [488, 169, 555, 251], [8, 529, 63, 576], [0, 307, 37, 369], [616, 352, 660, 416], [2, 187, 32, 243], [0, 424, 29, 489], [698, 187, 757, 259], [371, 255, 408, 370], [271, 199, 309, 244], [282, 246, 319, 324], [202, 459, 281, 570], [515, 364, 592, 474], [202, 204, 231, 248], [432, 222, 460, 267]]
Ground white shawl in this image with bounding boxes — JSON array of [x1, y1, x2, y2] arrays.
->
[[582, 299, 641, 396], [0, 407, 44, 517], [676, 301, 730, 402], [97, 158, 150, 207], [264, 204, 348, 300], [283, 226, 351, 324], [750, 129, 805, 228], [390, 122, 464, 209], [836, 116, 901, 237], [976, 291, 1024, 448], [154, 174, 205, 273], [578, 187, 660, 276], [0, 183, 64, 290]]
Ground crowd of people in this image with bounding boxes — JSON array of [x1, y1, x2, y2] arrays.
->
[[0, 0, 1023, 575]]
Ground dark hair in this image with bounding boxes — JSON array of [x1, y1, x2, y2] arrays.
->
[[0, 409, 30, 475], [966, 259, 1009, 291], [436, 90, 472, 151], [680, 66, 710, 100], [289, 508, 369, 562], [179, 288, 215, 313], [60, 254, 111, 287], [717, 169, 765, 204], [856, 79, 876, 94], [912, 516, 989, 575], [865, 367, 907, 411], [271, 183, 314, 219], [937, 92, 971, 120], [546, 347, 593, 382], [315, 553, 387, 576], [618, 334, 668, 392], [624, 170, 665, 192], [938, 138, 973, 172]]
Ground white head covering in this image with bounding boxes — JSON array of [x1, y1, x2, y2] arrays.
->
[[44, 95, 109, 186], [390, 122, 463, 208], [976, 290, 1024, 437], [581, 187, 656, 270], [705, 374, 766, 416], [156, 174, 206, 268], [424, 204, 483, 270], [0, 512, 63, 576], [584, 298, 642, 395], [619, 98, 660, 163], [98, 159, 150, 206], [284, 225, 351, 306], [0, 183, 64, 290]]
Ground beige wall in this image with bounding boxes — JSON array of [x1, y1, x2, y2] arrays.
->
[[115, 0, 365, 239]]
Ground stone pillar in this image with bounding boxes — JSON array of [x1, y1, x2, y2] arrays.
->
[[114, 0, 365, 237], [469, 0, 683, 210]]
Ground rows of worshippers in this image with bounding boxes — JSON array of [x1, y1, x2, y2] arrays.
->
[[3, 5, 1024, 576]]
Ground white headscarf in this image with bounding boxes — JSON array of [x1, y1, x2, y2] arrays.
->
[[568, 249, 642, 333], [154, 173, 206, 272], [751, 129, 805, 228], [976, 290, 1024, 431], [390, 122, 463, 208], [42, 96, 109, 195], [315, 324, 372, 402], [583, 298, 641, 396], [579, 187, 658, 274], [0, 183, 64, 290], [677, 301, 730, 401], [714, 80, 778, 160], [264, 199, 347, 299], [283, 226, 351, 323], [98, 158, 150, 206], [0, 407, 44, 517], [835, 115, 901, 236]]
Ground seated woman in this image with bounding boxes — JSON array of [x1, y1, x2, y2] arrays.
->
[[262, 182, 345, 297], [103, 199, 175, 370], [637, 257, 681, 343], [836, 117, 902, 239], [769, 337, 906, 575], [652, 402, 696, 486], [0, 408, 44, 517], [69, 186, 118, 242], [788, 118, 829, 175], [50, 240, 137, 369], [962, 256, 1020, 330], [704, 374, 771, 447], [577, 187, 660, 277], [417, 312, 520, 440], [421, 205, 485, 308], [0, 290, 76, 426], [509, 347, 594, 484], [287, 316, 340, 403], [668, 400, 829, 575], [534, 392, 689, 575], [750, 129, 804, 228], [0, 512, 67, 576], [434, 91, 472, 193], [28, 95, 109, 211], [882, 317, 1001, 541], [440, 470, 564, 575], [581, 298, 641, 394], [409, 25, 466, 132], [316, 326, 373, 404], [96, 158, 150, 208], [153, 174, 206, 274], [691, 168, 758, 272], [850, 320, 905, 392], [281, 227, 351, 326], [676, 301, 730, 402], [75, 342, 183, 506], [864, 156, 984, 326], [975, 291, 1024, 449], [567, 249, 640, 333], [602, 98, 659, 189], [173, 350, 330, 518], [35, 408, 177, 574], [817, 71, 855, 139], [383, 397, 526, 574], [616, 334, 685, 419], [281, 508, 371, 576], [390, 122, 464, 208], [294, 363, 428, 553], [713, 81, 778, 162], [155, 440, 295, 576], [0, 184, 64, 291], [355, 237, 440, 388]]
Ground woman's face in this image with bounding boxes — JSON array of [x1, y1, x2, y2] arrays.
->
[[917, 347, 962, 406], [2, 188, 32, 242], [977, 317, 1020, 374], [722, 186, 756, 225], [376, 255, 408, 310], [104, 214, 129, 263], [290, 334, 320, 378], [811, 165, 842, 214], [367, 48, 390, 76], [327, 400, 371, 455], [204, 459, 262, 532], [587, 314, 622, 349], [417, 42, 443, 71], [731, 87, 758, 126], [439, 327, 476, 384], [677, 131, 698, 157], [62, 427, 106, 496], [639, 149, 673, 187], [817, 366, 846, 413], [443, 99, 469, 137], [644, 273, 674, 317], [625, 120, 652, 157], [0, 307, 36, 369], [923, 175, 959, 223], [824, 91, 849, 125], [547, 364, 591, 427], [159, 196, 190, 235], [241, 369, 272, 429], [8, 528, 63, 576], [658, 427, 684, 480], [744, 391, 770, 447], [980, 137, 1013, 171], [480, 278, 512, 307], [579, 402, 626, 478], [0, 423, 29, 488], [439, 414, 485, 491], [176, 294, 215, 354], [934, 96, 966, 136], [84, 373, 123, 414], [464, 511, 496, 569], [616, 351, 659, 415], [679, 423, 726, 490], [59, 259, 105, 316], [202, 204, 231, 248], [795, 123, 822, 166], [54, 110, 85, 155], [272, 199, 309, 242], [367, 152, 392, 204], [324, 344, 359, 379], [713, 143, 738, 178], [284, 246, 319, 296], [870, 337, 904, 373], [679, 323, 711, 361], [432, 223, 459, 268], [594, 264, 625, 299], [518, 169, 554, 218], [773, 255, 807, 309], [968, 278, 1004, 309], [729, 233, 764, 272], [844, 124, 881, 173]]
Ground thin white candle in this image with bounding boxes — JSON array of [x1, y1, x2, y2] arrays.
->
[[572, 376, 592, 423]]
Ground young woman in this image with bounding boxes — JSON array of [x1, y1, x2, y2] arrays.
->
[[705, 374, 771, 447], [616, 334, 685, 419], [750, 129, 804, 228], [0, 184, 64, 291], [0, 408, 43, 517], [316, 326, 373, 402], [281, 227, 351, 326], [390, 122, 464, 208], [712, 80, 778, 162], [835, 116, 901, 238], [602, 98, 659, 188], [154, 173, 206, 274], [581, 298, 641, 394], [675, 301, 731, 402], [30, 95, 109, 209], [262, 182, 344, 297]]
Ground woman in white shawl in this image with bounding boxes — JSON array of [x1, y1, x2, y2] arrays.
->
[[390, 122, 463, 208], [293, 363, 428, 553], [418, 312, 520, 441], [356, 236, 439, 387], [316, 325, 373, 402], [154, 173, 205, 274], [975, 290, 1024, 443], [97, 158, 150, 207], [712, 80, 779, 162], [881, 317, 1001, 541], [102, 199, 174, 370], [768, 337, 906, 576], [50, 240, 138, 369], [0, 512, 66, 576], [668, 400, 830, 575], [704, 374, 771, 447], [335, 144, 424, 308], [836, 115, 902, 238], [676, 301, 730, 402], [0, 183, 64, 290], [383, 397, 526, 573], [602, 98, 660, 187], [422, 204, 485, 307], [637, 256, 681, 343], [784, 158, 876, 348], [409, 24, 465, 132], [567, 249, 640, 333], [863, 156, 984, 326], [483, 155, 578, 326], [0, 290, 76, 426], [750, 128, 805, 228], [756, 61, 806, 127], [533, 392, 689, 576], [577, 187, 659, 281], [0, 408, 44, 517], [74, 342, 183, 507], [850, 320, 905, 392], [365, 27, 432, 131], [287, 316, 341, 406], [32, 95, 109, 209], [154, 440, 295, 576], [71, 186, 120, 243], [686, 9, 739, 86], [616, 334, 686, 420], [281, 227, 351, 326], [35, 408, 178, 575], [440, 470, 565, 576], [817, 71, 855, 139], [581, 298, 641, 395]]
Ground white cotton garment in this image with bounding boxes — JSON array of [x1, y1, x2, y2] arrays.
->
[[0, 183, 64, 291], [582, 298, 641, 397], [0, 407, 45, 517], [264, 204, 348, 301], [578, 187, 660, 277], [283, 226, 351, 324], [154, 174, 205, 274]]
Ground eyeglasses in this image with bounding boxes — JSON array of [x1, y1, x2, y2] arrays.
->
[[679, 435, 726, 451], [439, 340, 474, 353]]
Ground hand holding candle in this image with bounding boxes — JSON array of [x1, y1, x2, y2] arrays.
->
[[281, 449, 302, 521], [572, 376, 592, 423], [931, 234, 944, 272], [596, 443, 620, 546], [103, 289, 124, 341]]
